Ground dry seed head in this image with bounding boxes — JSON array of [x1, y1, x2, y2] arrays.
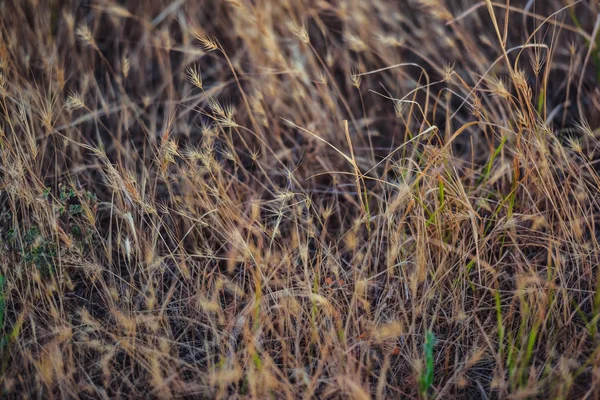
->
[[209, 365, 243, 387], [304, 194, 312, 210], [346, 33, 367, 52], [220, 147, 235, 161], [0, 40, 6, 68], [39, 98, 55, 132], [62, 11, 75, 33], [201, 137, 215, 155], [113, 309, 136, 334], [282, 165, 297, 182], [200, 151, 217, 171], [224, 102, 235, 121], [389, 182, 411, 212], [191, 27, 218, 51], [208, 98, 237, 127], [207, 97, 225, 117], [315, 70, 328, 85], [376, 33, 405, 47], [200, 121, 215, 136], [66, 92, 85, 110], [107, 4, 133, 18], [182, 144, 203, 161], [250, 148, 261, 162], [81, 202, 96, 225], [325, 48, 334, 65], [55, 67, 65, 90], [394, 100, 407, 117], [514, 109, 528, 126], [373, 321, 403, 342], [573, 119, 594, 138], [123, 236, 132, 261], [417, 0, 453, 21], [565, 136, 583, 153], [160, 140, 179, 172], [513, 68, 527, 87], [348, 68, 361, 88], [441, 61, 455, 82], [529, 50, 545, 77], [276, 191, 295, 203], [197, 297, 221, 313], [531, 128, 551, 155], [321, 204, 334, 220], [470, 94, 483, 118], [0, 71, 5, 96], [122, 55, 130, 79], [536, 120, 553, 136], [489, 77, 511, 100], [76, 25, 96, 48], [184, 65, 203, 89], [513, 68, 532, 100], [250, 93, 265, 113], [218, 115, 238, 128], [568, 41, 577, 56], [291, 22, 310, 44], [122, 174, 143, 205]]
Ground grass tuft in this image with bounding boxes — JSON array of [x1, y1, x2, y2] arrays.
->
[[0, 0, 599, 398]]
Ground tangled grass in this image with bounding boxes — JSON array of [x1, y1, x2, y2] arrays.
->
[[1, 0, 600, 398]]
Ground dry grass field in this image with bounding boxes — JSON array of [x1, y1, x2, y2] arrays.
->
[[1, 0, 600, 398]]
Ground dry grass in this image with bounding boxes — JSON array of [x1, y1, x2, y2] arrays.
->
[[1, 0, 600, 398]]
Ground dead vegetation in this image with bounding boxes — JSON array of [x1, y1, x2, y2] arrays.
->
[[1, 0, 600, 398]]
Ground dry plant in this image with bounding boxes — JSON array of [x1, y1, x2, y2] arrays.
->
[[0, 0, 600, 398]]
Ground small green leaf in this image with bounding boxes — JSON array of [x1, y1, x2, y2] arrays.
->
[[418, 330, 436, 398]]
